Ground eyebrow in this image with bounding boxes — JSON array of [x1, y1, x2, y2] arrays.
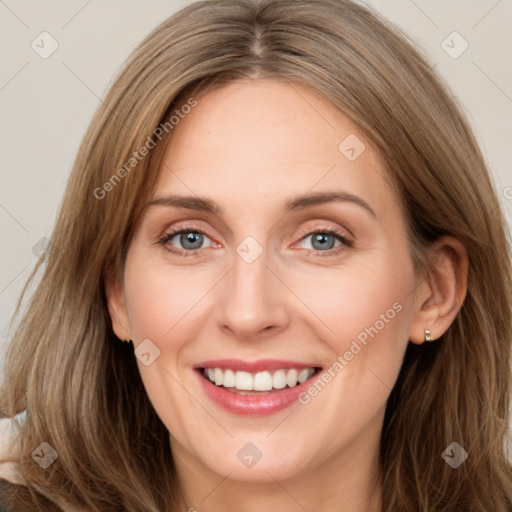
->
[[145, 191, 377, 218]]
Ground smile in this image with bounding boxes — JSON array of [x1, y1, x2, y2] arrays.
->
[[202, 367, 316, 392], [194, 359, 322, 415]]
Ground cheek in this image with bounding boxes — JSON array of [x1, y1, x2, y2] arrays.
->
[[122, 256, 214, 343], [291, 254, 414, 356], [121, 255, 218, 439], [288, 257, 414, 445]]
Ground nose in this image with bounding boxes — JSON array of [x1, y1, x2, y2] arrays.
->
[[216, 244, 290, 341]]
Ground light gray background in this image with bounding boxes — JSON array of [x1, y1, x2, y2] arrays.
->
[[1, 0, 511, 385]]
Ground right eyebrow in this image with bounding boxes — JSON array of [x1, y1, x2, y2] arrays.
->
[[145, 195, 221, 215]]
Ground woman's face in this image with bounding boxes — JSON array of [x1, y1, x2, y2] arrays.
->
[[110, 79, 422, 485]]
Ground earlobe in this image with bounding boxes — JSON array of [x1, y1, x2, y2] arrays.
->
[[409, 236, 468, 345], [105, 268, 132, 342]]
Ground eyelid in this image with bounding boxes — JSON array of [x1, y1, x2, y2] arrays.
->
[[159, 221, 355, 257], [159, 220, 215, 242], [291, 224, 354, 255], [293, 222, 354, 244], [158, 224, 217, 257]]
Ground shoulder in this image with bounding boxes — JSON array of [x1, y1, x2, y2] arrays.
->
[[0, 414, 88, 511], [0, 414, 26, 487], [0, 478, 9, 511], [0, 477, 66, 512]]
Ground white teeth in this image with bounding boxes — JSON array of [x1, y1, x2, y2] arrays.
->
[[202, 367, 316, 391], [223, 369, 235, 388], [272, 369, 287, 389], [214, 368, 223, 386], [286, 369, 298, 387], [253, 371, 273, 391], [235, 371, 253, 390], [298, 368, 310, 384]]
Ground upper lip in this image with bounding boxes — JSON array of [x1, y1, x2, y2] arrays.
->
[[194, 359, 322, 373]]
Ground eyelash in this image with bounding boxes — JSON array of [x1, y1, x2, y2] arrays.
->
[[158, 225, 354, 258]]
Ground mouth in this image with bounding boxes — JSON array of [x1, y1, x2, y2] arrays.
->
[[193, 360, 323, 415], [199, 366, 321, 394]]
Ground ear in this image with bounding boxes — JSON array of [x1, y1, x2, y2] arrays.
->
[[105, 266, 132, 341], [409, 236, 468, 345]]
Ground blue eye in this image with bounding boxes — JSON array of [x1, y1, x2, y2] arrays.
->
[[296, 229, 353, 256], [303, 232, 339, 251], [173, 231, 207, 250], [160, 229, 213, 256], [159, 226, 353, 258]]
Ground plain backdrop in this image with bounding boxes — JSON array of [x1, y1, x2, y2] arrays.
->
[[1, 0, 511, 385]]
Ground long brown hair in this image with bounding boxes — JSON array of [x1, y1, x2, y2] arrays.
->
[[2, 0, 511, 510]]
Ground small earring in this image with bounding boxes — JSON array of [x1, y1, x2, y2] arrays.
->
[[424, 329, 433, 342]]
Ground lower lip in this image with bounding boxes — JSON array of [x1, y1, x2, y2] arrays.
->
[[195, 369, 319, 416]]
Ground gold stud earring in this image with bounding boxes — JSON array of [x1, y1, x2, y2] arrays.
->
[[424, 329, 433, 342]]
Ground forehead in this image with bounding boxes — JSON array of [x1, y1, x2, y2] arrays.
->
[[154, 79, 398, 221]]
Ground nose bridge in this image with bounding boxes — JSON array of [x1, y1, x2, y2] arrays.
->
[[232, 241, 268, 300], [217, 237, 288, 338]]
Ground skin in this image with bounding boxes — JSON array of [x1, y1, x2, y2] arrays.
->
[[107, 79, 468, 512]]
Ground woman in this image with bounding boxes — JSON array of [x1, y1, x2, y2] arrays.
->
[[1, 0, 511, 510]]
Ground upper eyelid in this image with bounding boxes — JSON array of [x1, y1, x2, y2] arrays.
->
[[295, 222, 353, 240], [161, 223, 353, 249], [162, 221, 351, 237]]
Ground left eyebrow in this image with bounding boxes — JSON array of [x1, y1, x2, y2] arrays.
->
[[145, 190, 377, 219], [284, 191, 377, 219]]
